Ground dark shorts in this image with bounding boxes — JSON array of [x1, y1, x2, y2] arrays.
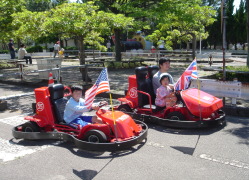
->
[[69, 116, 92, 128]]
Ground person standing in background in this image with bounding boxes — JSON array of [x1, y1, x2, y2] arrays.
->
[[8, 39, 15, 59], [106, 41, 111, 52], [53, 41, 60, 58]]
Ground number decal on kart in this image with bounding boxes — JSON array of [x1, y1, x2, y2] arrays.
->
[[129, 87, 138, 98], [36, 102, 44, 112]]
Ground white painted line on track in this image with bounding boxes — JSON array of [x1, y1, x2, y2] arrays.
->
[[0, 92, 34, 100], [199, 154, 249, 169], [0, 138, 52, 162], [0, 115, 61, 162], [0, 114, 28, 127], [146, 141, 165, 148]]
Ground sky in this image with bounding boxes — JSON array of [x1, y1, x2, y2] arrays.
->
[[234, 0, 241, 11]]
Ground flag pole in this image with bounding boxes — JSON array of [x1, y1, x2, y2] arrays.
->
[[109, 93, 115, 120], [195, 57, 202, 125], [109, 92, 119, 142], [197, 77, 202, 124]]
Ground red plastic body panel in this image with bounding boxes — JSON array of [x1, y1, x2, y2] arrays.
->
[[181, 88, 223, 118], [34, 87, 55, 127], [96, 109, 141, 139], [118, 75, 138, 108]]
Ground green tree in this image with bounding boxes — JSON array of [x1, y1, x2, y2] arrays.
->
[[146, 0, 216, 59], [234, 0, 246, 49], [26, 0, 53, 12], [0, 0, 23, 47], [226, 0, 235, 49], [202, 0, 220, 6], [206, 6, 222, 49], [13, 2, 133, 81]]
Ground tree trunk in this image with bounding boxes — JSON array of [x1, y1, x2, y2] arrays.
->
[[17, 38, 21, 49], [186, 42, 190, 51], [114, 29, 122, 61], [191, 33, 196, 60], [78, 36, 91, 82]]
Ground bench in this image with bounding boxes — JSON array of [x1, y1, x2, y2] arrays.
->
[[121, 59, 155, 67], [64, 50, 79, 58], [7, 60, 27, 80], [7, 60, 26, 66], [86, 57, 115, 67]]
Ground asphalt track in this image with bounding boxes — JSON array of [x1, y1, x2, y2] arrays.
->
[[0, 57, 248, 179], [0, 92, 248, 180]]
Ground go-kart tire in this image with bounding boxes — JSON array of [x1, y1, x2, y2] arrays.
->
[[22, 121, 40, 132], [166, 111, 186, 121], [117, 104, 132, 112], [84, 130, 107, 143]]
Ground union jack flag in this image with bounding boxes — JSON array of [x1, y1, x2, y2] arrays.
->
[[85, 68, 110, 109], [174, 59, 198, 90]]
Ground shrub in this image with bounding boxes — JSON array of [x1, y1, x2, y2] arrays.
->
[[64, 46, 78, 50], [26, 45, 43, 53], [0, 61, 15, 69], [214, 66, 249, 83], [0, 50, 9, 54]]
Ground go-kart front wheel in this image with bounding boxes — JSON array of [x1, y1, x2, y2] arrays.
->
[[84, 130, 107, 143], [22, 121, 40, 132], [166, 111, 186, 121], [117, 104, 132, 112]]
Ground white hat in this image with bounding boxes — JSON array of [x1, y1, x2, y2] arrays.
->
[[159, 73, 170, 84]]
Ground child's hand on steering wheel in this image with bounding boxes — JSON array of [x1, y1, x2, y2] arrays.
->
[[98, 101, 108, 107], [91, 101, 108, 110]]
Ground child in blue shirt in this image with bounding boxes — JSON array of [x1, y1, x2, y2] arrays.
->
[[64, 85, 107, 128]]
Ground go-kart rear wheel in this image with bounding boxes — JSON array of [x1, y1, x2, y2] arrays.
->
[[166, 111, 186, 121], [84, 130, 107, 143], [118, 104, 132, 112], [22, 121, 40, 132]]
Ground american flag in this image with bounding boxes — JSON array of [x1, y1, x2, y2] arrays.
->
[[174, 59, 198, 91], [85, 68, 110, 109]]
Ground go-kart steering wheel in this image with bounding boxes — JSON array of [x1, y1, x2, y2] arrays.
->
[[98, 101, 108, 108], [64, 86, 72, 97]]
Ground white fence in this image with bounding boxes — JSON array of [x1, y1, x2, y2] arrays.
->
[[190, 79, 249, 105]]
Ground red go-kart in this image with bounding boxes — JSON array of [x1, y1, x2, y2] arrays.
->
[[115, 66, 226, 128], [12, 84, 148, 151]]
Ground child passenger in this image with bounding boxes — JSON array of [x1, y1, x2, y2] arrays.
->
[[64, 85, 107, 129], [155, 73, 174, 108]]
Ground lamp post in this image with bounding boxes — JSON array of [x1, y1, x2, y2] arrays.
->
[[247, 0, 249, 66], [222, 0, 227, 81]]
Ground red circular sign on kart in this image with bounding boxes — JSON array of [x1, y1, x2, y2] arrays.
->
[[129, 87, 137, 98], [36, 102, 44, 112]]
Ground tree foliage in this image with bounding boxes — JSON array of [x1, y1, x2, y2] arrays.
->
[[0, 0, 23, 41]]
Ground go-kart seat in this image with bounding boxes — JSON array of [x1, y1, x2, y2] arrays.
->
[[148, 65, 159, 80], [49, 84, 68, 124], [148, 65, 159, 100], [135, 67, 155, 109]]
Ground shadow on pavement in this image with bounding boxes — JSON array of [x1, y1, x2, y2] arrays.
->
[[224, 116, 249, 146], [5, 95, 35, 114], [73, 169, 97, 180], [148, 123, 226, 136], [170, 146, 196, 155], [64, 139, 147, 159]]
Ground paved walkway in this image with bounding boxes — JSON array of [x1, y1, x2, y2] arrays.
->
[[2, 57, 243, 96], [0, 56, 248, 109]]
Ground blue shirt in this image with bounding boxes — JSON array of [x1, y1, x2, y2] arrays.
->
[[64, 97, 89, 123]]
